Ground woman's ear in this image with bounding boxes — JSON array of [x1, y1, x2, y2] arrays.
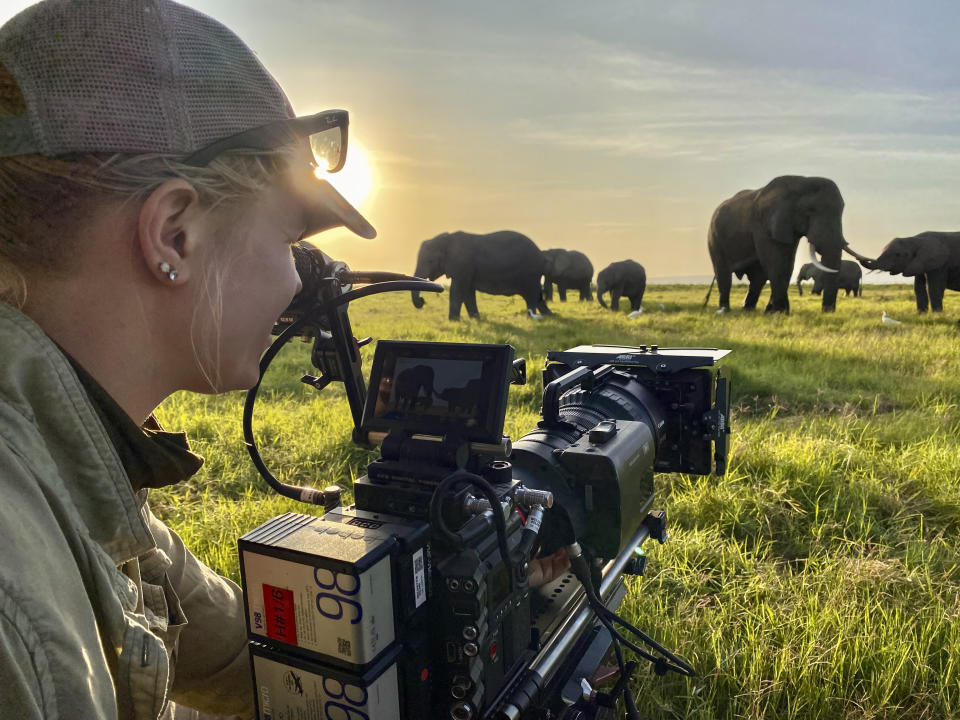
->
[[137, 179, 202, 284]]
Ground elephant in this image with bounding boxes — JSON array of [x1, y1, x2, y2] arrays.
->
[[438, 378, 486, 416], [394, 364, 435, 411], [859, 231, 960, 312], [542, 248, 594, 301], [707, 175, 870, 313], [796, 260, 862, 297], [411, 230, 551, 320], [597, 260, 646, 316]]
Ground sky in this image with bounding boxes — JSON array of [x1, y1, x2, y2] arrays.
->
[[4, 0, 960, 280]]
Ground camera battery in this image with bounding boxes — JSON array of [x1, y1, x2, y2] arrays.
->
[[250, 640, 401, 720], [239, 510, 428, 670]]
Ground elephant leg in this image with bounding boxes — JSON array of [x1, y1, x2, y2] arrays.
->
[[543, 279, 554, 302], [927, 271, 946, 312], [535, 293, 552, 315], [464, 287, 480, 318], [914, 275, 929, 313], [716, 272, 732, 311], [764, 273, 790, 314], [610, 289, 621, 311], [742, 265, 767, 311], [558, 284, 568, 302], [581, 284, 592, 301], [448, 280, 465, 320], [629, 295, 642, 312]]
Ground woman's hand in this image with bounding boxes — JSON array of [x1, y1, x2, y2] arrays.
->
[[527, 548, 571, 588]]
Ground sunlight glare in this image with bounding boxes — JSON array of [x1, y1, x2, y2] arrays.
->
[[318, 142, 374, 208]]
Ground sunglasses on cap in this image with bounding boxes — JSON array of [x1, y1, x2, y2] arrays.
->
[[182, 109, 349, 172]]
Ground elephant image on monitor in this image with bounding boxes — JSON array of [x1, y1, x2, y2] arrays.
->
[[410, 230, 551, 320], [394, 364, 435, 412], [542, 248, 594, 302], [796, 260, 862, 297], [859, 231, 960, 312], [438, 378, 486, 417], [597, 260, 646, 317], [707, 175, 872, 313]]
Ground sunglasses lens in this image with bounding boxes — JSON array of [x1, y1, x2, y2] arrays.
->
[[309, 126, 346, 172]]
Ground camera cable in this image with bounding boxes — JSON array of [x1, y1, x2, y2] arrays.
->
[[429, 469, 516, 589], [243, 278, 441, 504], [565, 542, 696, 679]]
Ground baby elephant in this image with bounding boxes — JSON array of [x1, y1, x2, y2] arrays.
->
[[597, 260, 646, 317], [861, 231, 960, 312]]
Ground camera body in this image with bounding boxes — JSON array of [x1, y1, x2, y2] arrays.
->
[[238, 246, 729, 720], [240, 334, 729, 720]]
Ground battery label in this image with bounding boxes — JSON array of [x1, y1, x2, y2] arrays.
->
[[412, 548, 426, 608], [244, 551, 395, 665], [264, 585, 298, 645], [252, 652, 400, 720]]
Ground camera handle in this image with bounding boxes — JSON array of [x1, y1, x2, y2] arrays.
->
[[243, 277, 442, 505]]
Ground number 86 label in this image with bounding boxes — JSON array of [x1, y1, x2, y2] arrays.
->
[[314, 568, 363, 624]]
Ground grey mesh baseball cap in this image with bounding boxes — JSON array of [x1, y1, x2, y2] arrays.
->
[[0, 0, 375, 238]]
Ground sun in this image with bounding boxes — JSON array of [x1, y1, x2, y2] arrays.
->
[[317, 142, 374, 208]]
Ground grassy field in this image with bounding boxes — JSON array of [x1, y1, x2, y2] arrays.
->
[[153, 283, 960, 720]]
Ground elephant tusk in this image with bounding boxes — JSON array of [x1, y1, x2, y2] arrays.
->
[[809, 243, 838, 273]]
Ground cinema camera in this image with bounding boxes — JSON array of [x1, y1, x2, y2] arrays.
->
[[238, 244, 731, 720]]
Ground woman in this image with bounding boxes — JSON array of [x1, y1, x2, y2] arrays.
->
[[0, 1, 374, 718]]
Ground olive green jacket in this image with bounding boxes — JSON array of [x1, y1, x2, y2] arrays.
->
[[0, 303, 253, 719]]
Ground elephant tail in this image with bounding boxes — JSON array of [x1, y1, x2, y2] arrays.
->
[[701, 276, 716, 309]]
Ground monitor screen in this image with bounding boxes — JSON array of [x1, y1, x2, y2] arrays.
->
[[361, 341, 514, 444]]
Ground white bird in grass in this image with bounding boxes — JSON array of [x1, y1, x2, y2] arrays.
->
[[881, 310, 902, 325]]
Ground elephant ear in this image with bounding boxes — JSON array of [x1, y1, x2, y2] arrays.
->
[[904, 236, 949, 276], [768, 205, 799, 245]]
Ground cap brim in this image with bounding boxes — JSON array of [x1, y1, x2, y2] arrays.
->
[[291, 167, 377, 239]]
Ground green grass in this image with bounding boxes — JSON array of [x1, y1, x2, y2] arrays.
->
[[152, 284, 960, 719]]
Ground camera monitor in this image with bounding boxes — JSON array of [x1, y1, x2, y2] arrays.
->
[[361, 341, 514, 444]]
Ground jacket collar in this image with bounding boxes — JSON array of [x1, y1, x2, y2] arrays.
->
[[0, 302, 155, 564]]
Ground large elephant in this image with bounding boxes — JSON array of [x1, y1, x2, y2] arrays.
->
[[411, 230, 551, 320], [542, 248, 594, 301], [597, 260, 646, 316], [796, 260, 862, 297], [394, 364, 435, 411], [859, 231, 960, 312], [707, 175, 870, 313]]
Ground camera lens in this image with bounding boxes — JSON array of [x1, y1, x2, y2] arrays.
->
[[447, 578, 460, 592], [462, 625, 478, 640]]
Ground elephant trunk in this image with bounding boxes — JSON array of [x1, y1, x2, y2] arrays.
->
[[843, 241, 878, 269], [597, 284, 608, 308], [411, 256, 430, 308]]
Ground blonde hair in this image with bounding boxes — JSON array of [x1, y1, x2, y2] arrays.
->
[[0, 63, 298, 392]]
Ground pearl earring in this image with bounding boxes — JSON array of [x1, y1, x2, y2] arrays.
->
[[159, 261, 178, 281]]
